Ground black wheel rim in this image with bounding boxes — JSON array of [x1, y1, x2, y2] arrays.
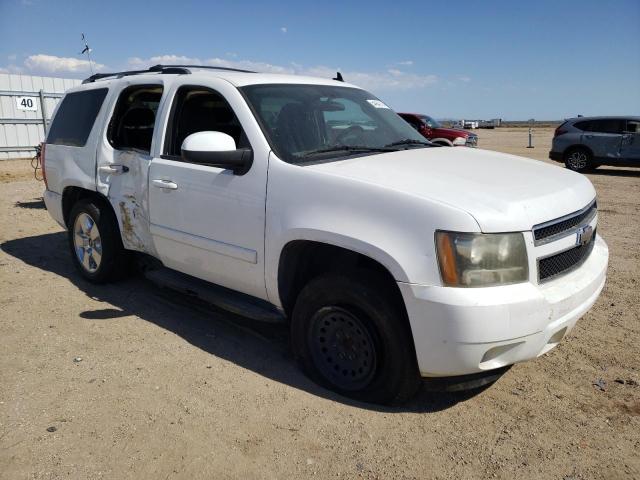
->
[[307, 306, 377, 391]]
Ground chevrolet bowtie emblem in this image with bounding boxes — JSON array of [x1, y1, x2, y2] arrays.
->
[[576, 225, 594, 246]]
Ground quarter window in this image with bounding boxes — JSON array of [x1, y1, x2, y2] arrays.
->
[[47, 88, 108, 147], [108, 85, 163, 153]]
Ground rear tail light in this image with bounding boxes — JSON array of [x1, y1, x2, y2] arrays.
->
[[39, 142, 48, 189], [554, 126, 568, 137]]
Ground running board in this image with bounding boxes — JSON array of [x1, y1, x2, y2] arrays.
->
[[143, 267, 286, 324]]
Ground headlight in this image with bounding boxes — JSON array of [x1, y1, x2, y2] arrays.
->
[[435, 231, 528, 287], [452, 137, 467, 146]]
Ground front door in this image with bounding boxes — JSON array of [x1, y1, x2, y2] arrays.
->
[[620, 119, 640, 162], [581, 118, 624, 161], [148, 80, 269, 300]]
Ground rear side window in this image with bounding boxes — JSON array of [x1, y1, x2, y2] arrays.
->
[[589, 119, 625, 134], [573, 120, 592, 131], [47, 89, 108, 147], [107, 85, 163, 153]]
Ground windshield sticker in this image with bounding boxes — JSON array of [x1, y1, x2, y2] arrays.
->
[[366, 99, 390, 109]]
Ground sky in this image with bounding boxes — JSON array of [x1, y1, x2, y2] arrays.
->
[[1, 0, 639, 120]]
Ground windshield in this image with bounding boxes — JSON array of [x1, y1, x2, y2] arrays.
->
[[420, 115, 441, 128], [241, 84, 431, 163]]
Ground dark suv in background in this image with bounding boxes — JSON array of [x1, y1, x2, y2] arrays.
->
[[550, 116, 640, 172]]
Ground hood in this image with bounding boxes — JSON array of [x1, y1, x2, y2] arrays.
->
[[433, 127, 474, 138], [306, 147, 596, 232]]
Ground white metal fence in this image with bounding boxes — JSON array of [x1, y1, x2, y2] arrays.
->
[[0, 73, 81, 159]]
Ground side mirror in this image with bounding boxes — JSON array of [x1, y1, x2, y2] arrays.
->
[[181, 131, 253, 175]]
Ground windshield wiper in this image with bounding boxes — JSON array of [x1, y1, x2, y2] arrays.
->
[[384, 139, 432, 148], [301, 145, 396, 157]]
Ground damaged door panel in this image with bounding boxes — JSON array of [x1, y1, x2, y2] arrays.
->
[[95, 82, 165, 256]]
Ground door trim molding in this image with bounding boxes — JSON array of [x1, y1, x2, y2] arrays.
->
[[150, 223, 258, 264]]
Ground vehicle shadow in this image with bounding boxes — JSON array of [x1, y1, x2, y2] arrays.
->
[[14, 198, 46, 209], [588, 167, 640, 177], [1, 232, 497, 413]]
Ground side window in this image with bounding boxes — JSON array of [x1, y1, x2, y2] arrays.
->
[[107, 85, 163, 153], [625, 120, 640, 133], [164, 86, 249, 158], [401, 115, 421, 131], [573, 120, 592, 131], [47, 88, 108, 147], [590, 119, 625, 134]]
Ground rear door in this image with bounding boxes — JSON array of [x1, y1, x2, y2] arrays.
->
[[95, 80, 165, 254], [147, 77, 270, 300], [620, 119, 640, 162], [581, 118, 625, 160]]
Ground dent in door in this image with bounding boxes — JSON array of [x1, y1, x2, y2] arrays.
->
[[103, 150, 156, 255]]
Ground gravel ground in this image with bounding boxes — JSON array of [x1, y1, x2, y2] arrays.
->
[[1, 128, 638, 479]]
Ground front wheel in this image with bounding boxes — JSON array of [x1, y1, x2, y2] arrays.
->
[[68, 198, 129, 283], [290, 272, 421, 405]]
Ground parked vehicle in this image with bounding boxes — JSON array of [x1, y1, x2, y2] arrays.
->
[[398, 113, 478, 147], [550, 116, 640, 172], [42, 65, 608, 404]]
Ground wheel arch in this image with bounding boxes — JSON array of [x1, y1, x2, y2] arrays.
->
[[430, 138, 453, 146], [62, 186, 116, 229], [277, 239, 407, 319], [563, 143, 593, 159]]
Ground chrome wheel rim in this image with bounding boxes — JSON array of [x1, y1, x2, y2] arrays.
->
[[567, 151, 587, 170], [308, 306, 377, 391], [73, 212, 102, 273]]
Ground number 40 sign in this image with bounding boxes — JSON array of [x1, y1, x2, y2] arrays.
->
[[15, 96, 38, 112]]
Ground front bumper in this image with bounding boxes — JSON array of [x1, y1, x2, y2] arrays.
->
[[400, 235, 608, 377]]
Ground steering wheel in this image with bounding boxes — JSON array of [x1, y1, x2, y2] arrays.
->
[[335, 125, 365, 146]]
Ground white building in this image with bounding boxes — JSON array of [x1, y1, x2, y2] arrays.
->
[[0, 73, 81, 159]]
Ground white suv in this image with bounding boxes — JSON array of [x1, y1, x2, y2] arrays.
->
[[41, 65, 608, 404]]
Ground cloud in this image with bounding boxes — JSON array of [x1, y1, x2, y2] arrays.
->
[[0, 64, 23, 74], [456, 75, 471, 83], [23, 54, 106, 75], [280, 27, 287, 33], [397, 60, 414, 66], [8, 54, 17, 61], [127, 55, 438, 90]]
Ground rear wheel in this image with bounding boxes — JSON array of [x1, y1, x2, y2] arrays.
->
[[564, 147, 593, 172], [68, 198, 129, 283], [291, 272, 421, 405]]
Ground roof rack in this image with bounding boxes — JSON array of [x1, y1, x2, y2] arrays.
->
[[153, 64, 256, 74], [82, 64, 255, 84]]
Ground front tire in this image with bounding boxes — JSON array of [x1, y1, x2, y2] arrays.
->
[[291, 272, 421, 405], [564, 147, 593, 172], [68, 198, 129, 283]]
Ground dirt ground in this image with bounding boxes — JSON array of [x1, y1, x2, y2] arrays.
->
[[1, 128, 638, 479]]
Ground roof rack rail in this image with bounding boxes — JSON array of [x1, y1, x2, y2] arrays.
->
[[82, 65, 191, 84], [150, 64, 256, 74], [82, 64, 256, 84]]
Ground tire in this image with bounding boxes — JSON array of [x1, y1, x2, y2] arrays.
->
[[67, 198, 130, 283], [564, 147, 593, 172], [290, 272, 421, 405]]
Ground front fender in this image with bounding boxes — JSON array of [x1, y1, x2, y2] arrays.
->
[[264, 154, 480, 307]]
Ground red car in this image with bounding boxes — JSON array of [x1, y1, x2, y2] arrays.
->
[[399, 113, 478, 147]]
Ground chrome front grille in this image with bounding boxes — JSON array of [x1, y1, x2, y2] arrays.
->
[[538, 228, 596, 282], [533, 200, 597, 246]]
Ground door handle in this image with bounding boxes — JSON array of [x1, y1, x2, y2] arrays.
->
[[152, 179, 178, 190], [99, 164, 129, 175]]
